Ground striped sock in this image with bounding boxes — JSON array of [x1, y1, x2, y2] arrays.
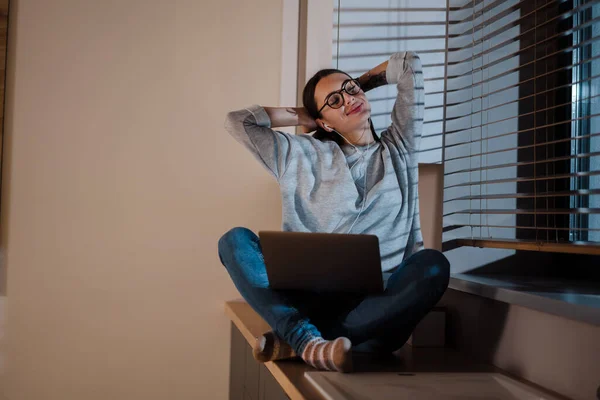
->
[[253, 331, 297, 362], [301, 337, 353, 373]]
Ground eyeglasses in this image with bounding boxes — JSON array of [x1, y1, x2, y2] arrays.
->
[[318, 79, 361, 113]]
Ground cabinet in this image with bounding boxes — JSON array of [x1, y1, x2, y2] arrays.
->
[[229, 324, 289, 400]]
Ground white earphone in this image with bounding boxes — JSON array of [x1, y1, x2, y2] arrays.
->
[[329, 120, 373, 234]]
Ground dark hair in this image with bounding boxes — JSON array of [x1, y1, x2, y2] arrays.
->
[[302, 69, 378, 146]]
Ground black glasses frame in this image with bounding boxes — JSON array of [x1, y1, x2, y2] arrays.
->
[[318, 79, 361, 113]]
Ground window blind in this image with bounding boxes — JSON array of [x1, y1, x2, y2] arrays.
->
[[332, 0, 449, 165], [332, 0, 600, 256], [442, 0, 600, 254]]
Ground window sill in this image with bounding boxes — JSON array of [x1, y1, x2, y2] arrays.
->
[[448, 274, 600, 326]]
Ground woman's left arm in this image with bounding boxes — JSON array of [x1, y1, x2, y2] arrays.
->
[[358, 52, 424, 153], [357, 60, 389, 93]]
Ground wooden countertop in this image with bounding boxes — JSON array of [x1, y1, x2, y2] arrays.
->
[[224, 300, 515, 400], [225, 300, 323, 400], [225, 300, 569, 400]]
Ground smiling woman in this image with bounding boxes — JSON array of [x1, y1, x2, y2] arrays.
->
[[302, 70, 376, 146], [220, 51, 450, 373]]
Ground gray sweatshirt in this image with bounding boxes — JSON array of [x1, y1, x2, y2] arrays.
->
[[224, 52, 424, 283]]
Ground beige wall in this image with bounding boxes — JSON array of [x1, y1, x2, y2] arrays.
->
[[1, 1, 284, 398]]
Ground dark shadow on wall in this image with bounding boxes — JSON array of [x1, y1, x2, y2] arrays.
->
[[0, 0, 13, 297], [440, 288, 512, 374]]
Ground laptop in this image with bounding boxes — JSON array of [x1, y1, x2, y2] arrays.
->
[[258, 231, 384, 294]]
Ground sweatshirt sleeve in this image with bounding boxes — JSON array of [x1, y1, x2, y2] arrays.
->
[[224, 104, 296, 180], [382, 52, 425, 154]]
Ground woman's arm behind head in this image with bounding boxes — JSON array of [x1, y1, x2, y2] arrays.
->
[[264, 107, 317, 131]]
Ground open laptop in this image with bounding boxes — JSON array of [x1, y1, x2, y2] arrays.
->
[[258, 231, 384, 294]]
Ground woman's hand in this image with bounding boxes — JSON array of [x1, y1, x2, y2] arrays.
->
[[265, 107, 317, 132], [292, 107, 318, 133]]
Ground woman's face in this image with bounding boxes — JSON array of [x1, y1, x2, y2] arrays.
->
[[314, 73, 371, 136]]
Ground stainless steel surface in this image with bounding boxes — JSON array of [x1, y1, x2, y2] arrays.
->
[[449, 274, 600, 326]]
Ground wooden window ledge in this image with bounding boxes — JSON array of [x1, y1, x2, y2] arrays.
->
[[224, 300, 566, 400]]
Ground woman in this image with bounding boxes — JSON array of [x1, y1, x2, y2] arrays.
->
[[219, 52, 450, 373]]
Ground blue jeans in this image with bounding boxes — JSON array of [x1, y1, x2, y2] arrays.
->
[[218, 227, 450, 355]]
